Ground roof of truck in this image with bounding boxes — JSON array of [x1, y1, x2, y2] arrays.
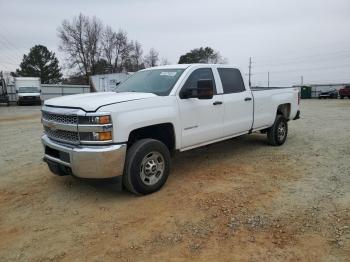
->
[[144, 64, 239, 70]]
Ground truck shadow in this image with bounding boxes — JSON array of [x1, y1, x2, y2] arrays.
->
[[63, 133, 269, 197], [172, 133, 269, 164]]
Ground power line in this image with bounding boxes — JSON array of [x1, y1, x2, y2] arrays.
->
[[0, 52, 19, 65], [254, 53, 350, 68], [0, 31, 23, 54], [1, 61, 19, 66], [254, 64, 350, 75], [254, 47, 350, 64], [0, 39, 22, 62]]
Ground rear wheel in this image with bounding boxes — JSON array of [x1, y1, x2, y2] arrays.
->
[[267, 115, 288, 146], [123, 139, 171, 195]]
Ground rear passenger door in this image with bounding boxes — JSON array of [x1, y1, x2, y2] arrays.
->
[[217, 68, 253, 137]]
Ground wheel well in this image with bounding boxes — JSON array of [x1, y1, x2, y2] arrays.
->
[[277, 104, 291, 119], [128, 123, 176, 152]]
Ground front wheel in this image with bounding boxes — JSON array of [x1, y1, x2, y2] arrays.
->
[[123, 139, 171, 195], [267, 115, 288, 146]]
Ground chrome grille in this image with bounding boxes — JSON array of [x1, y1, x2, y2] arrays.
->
[[42, 111, 78, 125], [44, 126, 79, 144]]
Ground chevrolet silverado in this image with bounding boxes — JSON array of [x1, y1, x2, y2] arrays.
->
[[41, 64, 300, 195]]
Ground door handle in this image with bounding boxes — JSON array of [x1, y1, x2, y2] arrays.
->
[[213, 101, 223, 105], [244, 97, 252, 101]]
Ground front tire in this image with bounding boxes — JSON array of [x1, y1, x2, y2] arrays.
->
[[267, 115, 288, 146], [123, 139, 171, 195]]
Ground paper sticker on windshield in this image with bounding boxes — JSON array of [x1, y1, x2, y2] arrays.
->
[[160, 72, 177, 77]]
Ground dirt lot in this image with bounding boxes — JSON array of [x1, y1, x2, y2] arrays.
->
[[0, 100, 349, 261]]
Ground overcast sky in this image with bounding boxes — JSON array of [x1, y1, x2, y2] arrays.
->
[[1, 0, 350, 86]]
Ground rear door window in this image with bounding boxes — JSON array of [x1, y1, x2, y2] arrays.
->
[[218, 68, 245, 94]]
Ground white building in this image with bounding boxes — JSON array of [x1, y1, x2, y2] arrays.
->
[[90, 73, 132, 92]]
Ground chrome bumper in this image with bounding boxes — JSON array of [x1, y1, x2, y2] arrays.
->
[[42, 135, 126, 179]]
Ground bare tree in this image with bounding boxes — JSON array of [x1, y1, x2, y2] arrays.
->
[[112, 30, 128, 72], [59, 14, 151, 77], [132, 41, 143, 71], [160, 57, 170, 65], [58, 13, 103, 82], [101, 26, 117, 72], [119, 41, 134, 72], [144, 48, 159, 68]]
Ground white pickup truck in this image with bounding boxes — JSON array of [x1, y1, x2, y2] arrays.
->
[[41, 64, 300, 195]]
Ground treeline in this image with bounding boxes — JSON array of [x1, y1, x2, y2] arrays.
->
[[58, 13, 163, 83], [12, 13, 228, 84]]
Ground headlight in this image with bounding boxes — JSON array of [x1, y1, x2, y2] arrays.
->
[[78, 115, 111, 125], [96, 115, 111, 124], [93, 131, 112, 141], [78, 113, 113, 144], [79, 131, 113, 142]]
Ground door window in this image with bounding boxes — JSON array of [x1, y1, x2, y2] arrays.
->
[[218, 68, 245, 94], [180, 68, 216, 97]]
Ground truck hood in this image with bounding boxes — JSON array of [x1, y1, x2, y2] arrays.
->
[[44, 92, 157, 112]]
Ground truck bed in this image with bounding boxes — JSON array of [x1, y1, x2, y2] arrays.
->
[[251, 87, 299, 129], [251, 87, 293, 91]]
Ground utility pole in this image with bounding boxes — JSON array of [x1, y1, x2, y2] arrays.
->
[[268, 71, 270, 88], [301, 76, 304, 86], [248, 57, 252, 87]]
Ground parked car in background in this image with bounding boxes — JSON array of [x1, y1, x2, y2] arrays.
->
[[15, 77, 41, 105], [339, 85, 350, 99], [318, 88, 338, 99]]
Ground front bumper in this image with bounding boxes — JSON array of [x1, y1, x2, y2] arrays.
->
[[18, 96, 41, 104], [42, 135, 126, 179]]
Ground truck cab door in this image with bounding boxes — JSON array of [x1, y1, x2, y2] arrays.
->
[[177, 68, 224, 149], [216, 68, 254, 136]]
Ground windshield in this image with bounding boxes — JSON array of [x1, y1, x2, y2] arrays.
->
[[116, 69, 185, 96], [18, 87, 39, 93]]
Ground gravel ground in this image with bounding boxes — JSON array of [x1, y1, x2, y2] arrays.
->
[[0, 100, 349, 261]]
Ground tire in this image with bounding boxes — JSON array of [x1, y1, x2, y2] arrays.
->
[[123, 139, 171, 195], [340, 96, 344, 99], [267, 115, 288, 146], [47, 161, 70, 176]]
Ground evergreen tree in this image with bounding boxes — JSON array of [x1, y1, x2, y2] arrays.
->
[[16, 45, 62, 84]]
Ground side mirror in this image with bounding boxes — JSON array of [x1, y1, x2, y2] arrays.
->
[[197, 79, 214, 99]]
